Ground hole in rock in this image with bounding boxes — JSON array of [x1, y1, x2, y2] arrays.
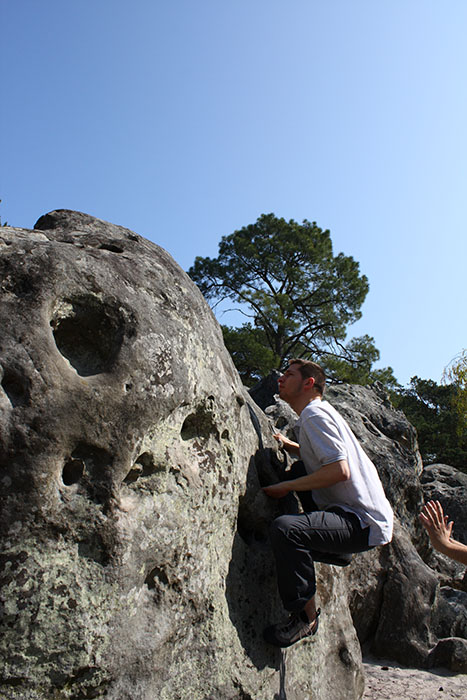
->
[[50, 295, 127, 376], [123, 452, 161, 484], [145, 565, 169, 590], [64, 443, 113, 503], [339, 645, 353, 668], [1, 367, 30, 407], [99, 243, 124, 253], [62, 458, 85, 485], [181, 406, 219, 441], [275, 416, 288, 430], [78, 535, 110, 566]]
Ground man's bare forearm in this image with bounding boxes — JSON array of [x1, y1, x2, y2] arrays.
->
[[263, 460, 350, 499], [273, 433, 300, 455], [434, 538, 467, 565], [287, 460, 350, 491]]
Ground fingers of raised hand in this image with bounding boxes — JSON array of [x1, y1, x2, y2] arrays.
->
[[273, 433, 284, 448]]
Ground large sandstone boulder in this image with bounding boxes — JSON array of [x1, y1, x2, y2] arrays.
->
[[0, 211, 364, 700]]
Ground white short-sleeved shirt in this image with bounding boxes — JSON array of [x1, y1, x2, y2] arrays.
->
[[296, 398, 394, 546]]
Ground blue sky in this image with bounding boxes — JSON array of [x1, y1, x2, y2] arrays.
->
[[2, 1, 466, 386]]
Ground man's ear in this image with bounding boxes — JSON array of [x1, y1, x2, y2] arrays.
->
[[304, 376, 315, 390]]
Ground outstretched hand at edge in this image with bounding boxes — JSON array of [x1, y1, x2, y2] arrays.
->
[[419, 500, 467, 565], [419, 500, 453, 548]]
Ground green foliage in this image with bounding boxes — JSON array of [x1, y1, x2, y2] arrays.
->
[[221, 324, 277, 387], [189, 213, 371, 380], [442, 349, 467, 438], [394, 375, 467, 471], [322, 334, 400, 391]]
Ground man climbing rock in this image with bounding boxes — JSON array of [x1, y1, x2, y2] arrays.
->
[[263, 359, 394, 647]]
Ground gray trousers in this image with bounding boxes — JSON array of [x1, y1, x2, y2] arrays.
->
[[270, 461, 372, 612]]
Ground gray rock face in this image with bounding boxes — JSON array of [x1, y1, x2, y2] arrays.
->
[[0, 211, 364, 700], [365, 524, 439, 666], [432, 587, 467, 640], [427, 637, 467, 673], [249, 370, 280, 411]]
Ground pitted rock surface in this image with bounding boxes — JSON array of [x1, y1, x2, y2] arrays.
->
[[0, 211, 364, 700]]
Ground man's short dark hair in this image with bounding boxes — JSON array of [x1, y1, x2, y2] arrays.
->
[[289, 359, 326, 396]]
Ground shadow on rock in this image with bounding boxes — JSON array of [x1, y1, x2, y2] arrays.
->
[[225, 452, 287, 672], [225, 530, 284, 671]]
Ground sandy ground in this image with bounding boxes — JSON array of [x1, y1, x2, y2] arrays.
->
[[362, 657, 466, 700]]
